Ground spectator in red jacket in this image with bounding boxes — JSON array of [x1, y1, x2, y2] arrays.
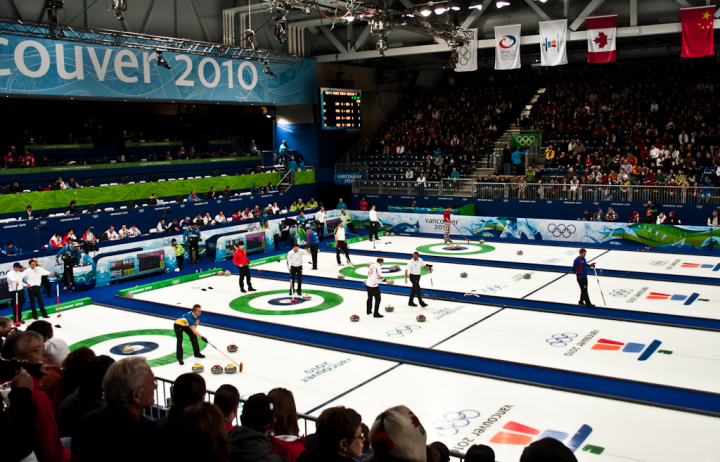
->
[[2, 331, 71, 462], [359, 198, 369, 211]]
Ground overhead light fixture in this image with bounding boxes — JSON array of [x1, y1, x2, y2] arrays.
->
[[156, 50, 171, 69], [345, 14, 355, 22], [420, 5, 432, 16], [111, 0, 127, 20], [376, 38, 388, 56], [469, 0, 483, 10], [303, 6, 311, 14], [449, 1, 461, 11], [496, 1, 511, 8], [263, 60, 276, 77], [273, 22, 286, 43], [535, 0, 547, 2], [434, 6, 448, 14]]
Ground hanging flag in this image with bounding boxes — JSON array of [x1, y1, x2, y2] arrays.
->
[[455, 28, 478, 73], [539, 19, 568, 66], [586, 15, 617, 63], [681, 6, 715, 58], [296, 225, 307, 246], [494, 24, 522, 70]]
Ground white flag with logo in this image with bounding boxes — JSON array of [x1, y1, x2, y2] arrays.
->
[[455, 28, 478, 73], [539, 19, 568, 66], [494, 24, 522, 70]]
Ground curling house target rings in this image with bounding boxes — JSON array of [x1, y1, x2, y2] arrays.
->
[[415, 243, 495, 256], [229, 290, 343, 315]]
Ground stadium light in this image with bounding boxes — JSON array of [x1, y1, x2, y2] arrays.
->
[[434, 6, 448, 14], [420, 5, 433, 16], [496, 1, 511, 8], [469, 1, 483, 10], [156, 50, 171, 69], [449, 1, 461, 11]]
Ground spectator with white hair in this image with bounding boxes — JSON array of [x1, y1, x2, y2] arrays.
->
[[72, 356, 159, 462]]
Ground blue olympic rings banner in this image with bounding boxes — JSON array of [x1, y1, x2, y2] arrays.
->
[[0, 31, 316, 104]]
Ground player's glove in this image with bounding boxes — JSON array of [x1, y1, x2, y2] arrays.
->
[[589, 263, 596, 267], [201, 337, 208, 342]]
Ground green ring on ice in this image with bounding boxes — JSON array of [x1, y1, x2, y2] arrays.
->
[[339, 262, 429, 280], [229, 290, 343, 315], [416, 243, 495, 255], [69, 329, 207, 367]]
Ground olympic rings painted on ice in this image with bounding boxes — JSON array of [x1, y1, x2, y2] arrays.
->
[[433, 410, 481, 436], [546, 333, 578, 347], [387, 326, 421, 338]]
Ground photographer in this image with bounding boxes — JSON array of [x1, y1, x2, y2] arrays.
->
[[56, 241, 81, 292], [183, 223, 202, 264]]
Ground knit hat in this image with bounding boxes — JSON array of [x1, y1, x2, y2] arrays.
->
[[46, 338, 70, 365], [370, 405, 427, 462], [241, 393, 275, 428]]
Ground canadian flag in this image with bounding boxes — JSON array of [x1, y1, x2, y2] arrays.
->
[[587, 15, 617, 63]]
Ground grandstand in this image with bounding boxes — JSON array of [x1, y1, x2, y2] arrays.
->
[[2, 2, 720, 462]]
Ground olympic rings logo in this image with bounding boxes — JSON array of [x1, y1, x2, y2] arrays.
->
[[546, 333, 578, 347], [433, 410, 481, 436], [480, 285, 507, 293], [610, 289, 633, 298], [514, 135, 537, 145], [650, 261, 668, 267], [459, 46, 472, 66], [547, 223, 576, 238], [387, 326, 421, 338]]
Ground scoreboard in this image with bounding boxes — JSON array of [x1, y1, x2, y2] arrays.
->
[[321, 88, 362, 130]]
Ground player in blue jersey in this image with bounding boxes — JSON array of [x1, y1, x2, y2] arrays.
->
[[572, 248, 596, 308], [174, 304, 207, 365]]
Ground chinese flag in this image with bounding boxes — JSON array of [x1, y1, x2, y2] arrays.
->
[[681, 6, 715, 58]]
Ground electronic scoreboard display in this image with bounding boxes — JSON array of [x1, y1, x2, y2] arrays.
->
[[321, 88, 362, 130], [138, 249, 165, 274], [110, 258, 136, 280]]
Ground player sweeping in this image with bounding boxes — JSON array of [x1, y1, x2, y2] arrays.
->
[[174, 304, 206, 365], [287, 243, 310, 296], [443, 205, 453, 243], [572, 248, 595, 308]]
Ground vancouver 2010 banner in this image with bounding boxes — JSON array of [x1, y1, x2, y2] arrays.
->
[[0, 30, 316, 104]]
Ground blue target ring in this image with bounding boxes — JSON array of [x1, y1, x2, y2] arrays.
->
[[443, 246, 468, 251], [267, 297, 307, 306], [109, 341, 160, 356]]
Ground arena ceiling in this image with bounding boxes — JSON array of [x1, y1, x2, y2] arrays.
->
[[2, 1, 718, 70]]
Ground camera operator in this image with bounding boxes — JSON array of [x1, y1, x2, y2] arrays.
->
[[55, 241, 81, 292], [183, 222, 202, 264]]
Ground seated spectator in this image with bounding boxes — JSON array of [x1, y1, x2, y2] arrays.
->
[[0, 363, 37, 461], [579, 209, 591, 221], [667, 210, 681, 225], [62, 229, 77, 245], [520, 437, 577, 462], [289, 201, 299, 212], [104, 225, 119, 241], [56, 176, 69, 190], [203, 213, 214, 226], [21, 149, 36, 167], [56, 355, 114, 439], [148, 194, 158, 205], [656, 212, 667, 225], [2, 241, 19, 256], [215, 384, 240, 431], [252, 183, 260, 194], [1, 331, 71, 462], [66, 200, 79, 216], [228, 393, 285, 462], [644, 209, 655, 223], [592, 208, 605, 222], [170, 402, 231, 462], [181, 217, 192, 230], [709, 210, 719, 227], [127, 224, 141, 238], [156, 220, 168, 233], [20, 204, 34, 220], [223, 186, 234, 197], [3, 150, 16, 166], [169, 219, 181, 232], [272, 203, 280, 214], [297, 198, 306, 211], [337, 198, 347, 210], [233, 209, 242, 221], [25, 321, 65, 399], [297, 406, 363, 462], [242, 207, 253, 219], [49, 234, 63, 248], [606, 207, 618, 222], [215, 211, 227, 223], [465, 444, 495, 462], [187, 190, 199, 202], [194, 213, 204, 226], [10, 180, 22, 193], [67, 177, 80, 189], [306, 198, 318, 209], [368, 405, 427, 462], [158, 373, 206, 446], [266, 183, 276, 192], [268, 388, 305, 462], [72, 357, 159, 462], [82, 228, 96, 243]]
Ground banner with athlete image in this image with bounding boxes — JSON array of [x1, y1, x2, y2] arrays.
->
[[494, 24, 522, 70], [455, 29, 478, 73], [539, 19, 568, 66]]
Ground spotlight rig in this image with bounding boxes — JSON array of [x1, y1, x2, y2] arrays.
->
[[263, 60, 277, 77], [111, 0, 128, 21], [156, 50, 171, 69]]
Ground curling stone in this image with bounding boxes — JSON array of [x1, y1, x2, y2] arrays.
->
[[385, 305, 394, 312], [517, 250, 524, 255], [338, 274, 346, 280], [523, 273, 531, 279], [224, 270, 231, 276], [416, 314, 426, 323], [224, 364, 237, 374], [227, 344, 238, 353], [217, 270, 224, 276], [460, 272, 468, 278], [386, 279, 395, 285], [480, 239, 485, 244], [390, 232, 395, 236], [350, 314, 360, 322], [366, 262, 372, 267], [211, 365, 223, 375], [192, 364, 204, 373], [122, 345, 134, 355], [303, 294, 312, 300]]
